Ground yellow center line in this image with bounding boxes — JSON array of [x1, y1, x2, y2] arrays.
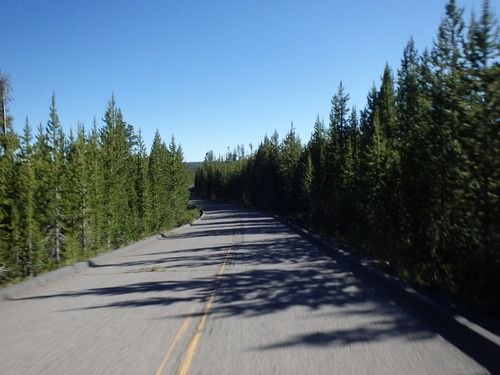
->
[[178, 332, 202, 375], [155, 306, 196, 375], [155, 217, 241, 375], [178, 218, 241, 375]]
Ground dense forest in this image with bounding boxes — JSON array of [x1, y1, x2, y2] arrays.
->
[[0, 87, 193, 285], [195, 0, 500, 314]]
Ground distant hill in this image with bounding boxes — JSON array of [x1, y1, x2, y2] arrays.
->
[[185, 162, 203, 172]]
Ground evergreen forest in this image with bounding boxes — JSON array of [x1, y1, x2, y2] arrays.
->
[[0, 88, 193, 285], [195, 0, 500, 315]]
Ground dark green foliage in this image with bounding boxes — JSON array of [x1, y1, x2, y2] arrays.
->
[[280, 125, 302, 214], [0, 92, 191, 285], [65, 125, 89, 259], [100, 95, 134, 247], [148, 130, 172, 231], [17, 120, 41, 277], [45, 94, 66, 264], [133, 130, 150, 237], [253, 132, 282, 211], [166, 137, 190, 227], [195, 0, 500, 315]]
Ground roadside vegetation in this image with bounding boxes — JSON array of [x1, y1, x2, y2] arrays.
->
[[195, 0, 500, 315], [0, 88, 195, 286]]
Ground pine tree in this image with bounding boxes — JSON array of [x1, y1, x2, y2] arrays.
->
[[0, 70, 13, 149], [377, 64, 397, 143], [124, 121, 141, 240], [0, 73, 19, 281], [100, 96, 136, 247], [298, 150, 314, 221], [326, 81, 351, 235], [308, 115, 327, 187], [134, 130, 150, 236], [86, 119, 105, 252], [167, 136, 189, 227], [359, 84, 378, 147], [65, 125, 89, 258], [343, 108, 361, 238], [17, 119, 41, 276], [358, 65, 399, 259], [397, 39, 422, 139], [32, 123, 52, 266], [280, 124, 302, 215], [195, 152, 212, 199], [45, 93, 66, 264], [396, 39, 436, 274], [377, 64, 401, 260], [427, 0, 470, 286], [462, 0, 500, 310], [148, 130, 170, 232], [252, 132, 281, 211], [464, 0, 499, 250], [305, 116, 327, 226]]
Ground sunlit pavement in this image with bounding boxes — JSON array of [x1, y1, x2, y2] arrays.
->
[[0, 200, 493, 374]]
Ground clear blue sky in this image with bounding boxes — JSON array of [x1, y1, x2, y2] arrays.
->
[[2, 0, 497, 162]]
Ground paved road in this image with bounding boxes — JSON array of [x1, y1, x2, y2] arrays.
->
[[0, 200, 493, 374]]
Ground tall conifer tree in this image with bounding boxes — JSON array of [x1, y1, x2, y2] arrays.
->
[[45, 94, 66, 263], [17, 119, 41, 276]]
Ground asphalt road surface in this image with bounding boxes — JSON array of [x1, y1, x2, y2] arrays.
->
[[0, 200, 493, 374]]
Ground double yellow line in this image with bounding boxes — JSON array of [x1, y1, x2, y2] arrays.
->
[[156, 219, 240, 375]]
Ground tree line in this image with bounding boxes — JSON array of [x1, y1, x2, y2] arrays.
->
[[0, 87, 192, 284], [195, 0, 500, 315]]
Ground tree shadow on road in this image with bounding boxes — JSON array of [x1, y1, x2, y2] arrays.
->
[[12, 204, 499, 373]]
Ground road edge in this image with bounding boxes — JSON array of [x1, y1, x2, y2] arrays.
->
[[277, 215, 500, 363], [0, 209, 205, 301]]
